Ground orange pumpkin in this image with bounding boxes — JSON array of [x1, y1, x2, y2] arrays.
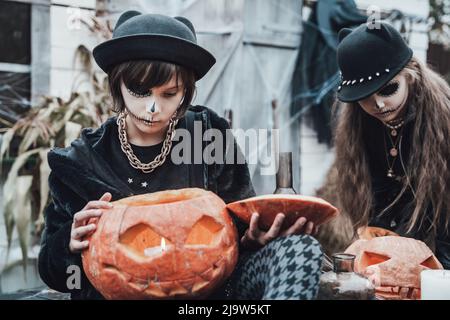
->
[[357, 226, 399, 240], [82, 188, 238, 299], [345, 236, 443, 300], [226, 194, 339, 231]]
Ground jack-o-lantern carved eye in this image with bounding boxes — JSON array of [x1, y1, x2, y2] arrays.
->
[[119, 223, 173, 257], [360, 251, 390, 269], [119, 216, 224, 257], [420, 256, 442, 269], [185, 215, 223, 246]]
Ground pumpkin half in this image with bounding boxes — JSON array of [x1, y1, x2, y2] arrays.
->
[[81, 188, 238, 299], [226, 194, 339, 231], [345, 236, 443, 300]]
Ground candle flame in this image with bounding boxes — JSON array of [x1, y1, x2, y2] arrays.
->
[[161, 237, 166, 251]]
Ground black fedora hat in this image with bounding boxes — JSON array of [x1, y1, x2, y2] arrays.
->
[[93, 11, 216, 80], [336, 21, 413, 102]]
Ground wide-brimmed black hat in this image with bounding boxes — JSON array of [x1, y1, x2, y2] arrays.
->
[[336, 21, 413, 102], [93, 11, 216, 80]]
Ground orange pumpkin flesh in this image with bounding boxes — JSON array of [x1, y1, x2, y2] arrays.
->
[[82, 188, 238, 299], [226, 194, 339, 231], [345, 236, 443, 300]]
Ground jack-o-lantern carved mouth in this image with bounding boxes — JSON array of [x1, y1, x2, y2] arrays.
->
[[119, 215, 224, 257], [101, 255, 228, 296], [360, 251, 443, 299], [375, 286, 420, 300]]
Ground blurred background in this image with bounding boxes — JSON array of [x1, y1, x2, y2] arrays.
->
[[0, 0, 449, 296]]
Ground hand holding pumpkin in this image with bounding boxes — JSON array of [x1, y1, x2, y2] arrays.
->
[[240, 212, 319, 249], [69, 192, 113, 253], [226, 194, 338, 249]]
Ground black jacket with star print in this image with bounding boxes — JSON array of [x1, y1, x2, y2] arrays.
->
[[38, 105, 256, 299]]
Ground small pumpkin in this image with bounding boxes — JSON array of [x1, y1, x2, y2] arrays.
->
[[345, 236, 443, 300], [82, 188, 238, 299], [226, 194, 339, 231]]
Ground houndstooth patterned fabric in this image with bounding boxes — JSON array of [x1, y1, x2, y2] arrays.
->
[[233, 235, 323, 300]]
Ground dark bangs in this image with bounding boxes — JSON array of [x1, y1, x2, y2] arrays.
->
[[108, 60, 196, 118]]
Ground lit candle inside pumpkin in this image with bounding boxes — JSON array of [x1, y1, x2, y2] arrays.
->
[[144, 237, 170, 257], [421, 270, 450, 300]]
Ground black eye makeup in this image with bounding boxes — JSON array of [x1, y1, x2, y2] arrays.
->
[[125, 82, 151, 98], [377, 81, 399, 97], [125, 82, 180, 99]]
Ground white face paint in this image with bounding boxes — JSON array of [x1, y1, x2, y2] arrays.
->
[[146, 100, 156, 114], [120, 74, 185, 134], [358, 73, 409, 124]]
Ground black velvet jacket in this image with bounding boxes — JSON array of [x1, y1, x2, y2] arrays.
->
[[362, 111, 450, 269], [38, 105, 256, 299]]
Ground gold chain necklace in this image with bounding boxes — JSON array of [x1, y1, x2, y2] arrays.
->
[[383, 125, 403, 179], [116, 112, 179, 174]]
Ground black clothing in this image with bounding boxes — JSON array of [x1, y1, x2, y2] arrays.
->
[[38, 105, 256, 299], [362, 111, 450, 269]]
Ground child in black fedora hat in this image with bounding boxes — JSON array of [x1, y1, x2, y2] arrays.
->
[[38, 11, 323, 299], [328, 21, 450, 269]]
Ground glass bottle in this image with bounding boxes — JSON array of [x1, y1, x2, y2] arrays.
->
[[224, 109, 233, 128], [317, 253, 376, 300], [273, 152, 297, 194]]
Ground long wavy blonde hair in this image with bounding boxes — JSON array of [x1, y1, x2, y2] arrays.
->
[[333, 56, 450, 237]]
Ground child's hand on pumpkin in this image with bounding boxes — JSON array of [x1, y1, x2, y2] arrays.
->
[[69, 192, 113, 253], [240, 212, 319, 249]]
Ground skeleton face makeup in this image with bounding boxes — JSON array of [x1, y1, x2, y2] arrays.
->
[[120, 74, 184, 132], [358, 73, 409, 124]]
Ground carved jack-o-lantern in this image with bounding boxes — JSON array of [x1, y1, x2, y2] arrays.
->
[[82, 188, 238, 299], [345, 236, 443, 299]]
